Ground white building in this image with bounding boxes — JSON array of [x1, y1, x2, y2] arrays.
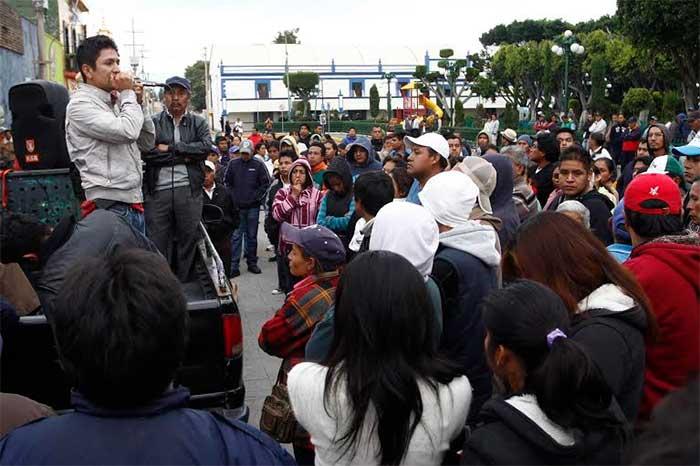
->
[[210, 44, 506, 129]]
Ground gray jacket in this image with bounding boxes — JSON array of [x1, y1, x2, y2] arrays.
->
[[65, 83, 155, 203]]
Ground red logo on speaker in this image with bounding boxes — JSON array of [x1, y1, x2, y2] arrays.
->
[[26, 154, 39, 163], [25, 139, 35, 153]]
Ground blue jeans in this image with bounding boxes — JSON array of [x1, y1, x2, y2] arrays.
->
[[106, 203, 147, 237], [231, 207, 260, 271]]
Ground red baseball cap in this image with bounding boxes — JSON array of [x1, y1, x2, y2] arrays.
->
[[625, 173, 682, 215]]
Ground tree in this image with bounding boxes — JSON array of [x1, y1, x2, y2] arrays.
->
[[489, 41, 560, 121], [369, 84, 380, 119], [618, 0, 699, 109], [454, 99, 465, 127], [184, 60, 206, 111], [480, 19, 569, 46], [283, 72, 319, 118], [621, 88, 655, 117], [413, 49, 476, 126], [273, 28, 300, 44]]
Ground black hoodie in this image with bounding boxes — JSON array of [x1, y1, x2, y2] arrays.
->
[[462, 396, 626, 465], [549, 190, 614, 245], [573, 284, 648, 422], [322, 157, 354, 218]]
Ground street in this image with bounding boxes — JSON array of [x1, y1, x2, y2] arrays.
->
[[233, 215, 285, 429]]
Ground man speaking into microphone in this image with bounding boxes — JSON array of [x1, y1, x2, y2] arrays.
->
[[142, 77, 212, 282], [66, 35, 155, 234]]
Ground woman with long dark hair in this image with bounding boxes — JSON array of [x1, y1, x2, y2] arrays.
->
[[502, 211, 654, 422], [288, 251, 471, 466], [462, 280, 627, 465]]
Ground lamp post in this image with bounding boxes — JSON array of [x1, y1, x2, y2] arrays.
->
[[551, 30, 585, 113], [381, 72, 396, 119], [32, 0, 48, 80], [338, 91, 344, 121]]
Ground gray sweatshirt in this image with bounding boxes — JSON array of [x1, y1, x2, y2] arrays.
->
[[65, 83, 155, 203]]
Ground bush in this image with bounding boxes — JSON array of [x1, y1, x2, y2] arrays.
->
[[621, 88, 655, 118], [661, 90, 684, 121]]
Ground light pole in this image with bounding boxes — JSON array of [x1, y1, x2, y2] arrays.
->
[[32, 0, 48, 80], [381, 72, 396, 120], [551, 30, 585, 113]]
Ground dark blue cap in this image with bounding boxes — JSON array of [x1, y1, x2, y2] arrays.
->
[[281, 223, 346, 270], [165, 76, 191, 92]]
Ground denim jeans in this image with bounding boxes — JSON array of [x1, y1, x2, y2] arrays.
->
[[231, 207, 260, 272], [106, 203, 146, 237]]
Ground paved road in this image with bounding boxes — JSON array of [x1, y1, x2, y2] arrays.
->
[[232, 217, 285, 429]]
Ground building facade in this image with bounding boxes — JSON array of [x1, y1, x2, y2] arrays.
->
[[210, 44, 506, 130]]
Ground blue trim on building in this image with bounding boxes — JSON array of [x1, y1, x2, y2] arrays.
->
[[254, 79, 271, 99]]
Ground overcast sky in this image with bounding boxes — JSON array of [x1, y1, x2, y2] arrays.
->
[[84, 0, 617, 82]]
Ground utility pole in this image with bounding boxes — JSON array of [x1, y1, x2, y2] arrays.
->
[[125, 18, 143, 75], [285, 36, 292, 122], [203, 47, 212, 130], [32, 0, 48, 80]]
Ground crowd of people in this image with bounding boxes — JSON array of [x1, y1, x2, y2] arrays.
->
[[0, 34, 699, 465]]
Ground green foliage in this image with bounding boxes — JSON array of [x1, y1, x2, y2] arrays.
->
[[369, 84, 380, 119], [273, 28, 300, 44], [588, 56, 607, 114], [283, 72, 319, 118], [184, 60, 206, 111], [439, 49, 455, 58], [661, 91, 684, 121], [502, 103, 519, 130], [568, 98, 580, 114], [480, 19, 569, 46], [617, 0, 699, 107], [621, 88, 655, 117], [454, 99, 465, 126]]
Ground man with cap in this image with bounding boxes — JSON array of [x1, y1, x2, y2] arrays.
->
[[685, 110, 700, 143], [623, 173, 700, 421], [555, 127, 576, 151], [499, 128, 517, 147], [672, 137, 700, 227], [202, 160, 239, 276], [224, 139, 271, 277], [142, 76, 212, 282], [405, 132, 449, 205], [647, 155, 687, 194], [66, 35, 155, 234], [419, 171, 500, 422]]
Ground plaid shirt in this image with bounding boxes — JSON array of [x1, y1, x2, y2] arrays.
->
[[258, 271, 339, 384]]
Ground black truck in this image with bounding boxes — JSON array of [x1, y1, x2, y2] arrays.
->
[[0, 81, 248, 419]]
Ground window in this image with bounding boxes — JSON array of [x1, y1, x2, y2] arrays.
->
[[350, 79, 364, 97], [255, 80, 271, 99]]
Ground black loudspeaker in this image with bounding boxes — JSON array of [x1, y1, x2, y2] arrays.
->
[[9, 80, 71, 170]]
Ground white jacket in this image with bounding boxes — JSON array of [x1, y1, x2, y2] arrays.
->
[[65, 83, 155, 203]]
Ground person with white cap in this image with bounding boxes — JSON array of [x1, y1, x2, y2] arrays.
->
[[419, 171, 500, 424], [499, 128, 517, 147], [202, 160, 238, 276], [404, 132, 449, 204]]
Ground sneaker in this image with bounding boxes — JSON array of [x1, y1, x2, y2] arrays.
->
[[230, 270, 241, 278], [271, 288, 283, 295], [247, 264, 262, 274]]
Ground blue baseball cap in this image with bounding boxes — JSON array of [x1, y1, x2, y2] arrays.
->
[[671, 138, 700, 158], [165, 76, 191, 92], [280, 223, 346, 270]]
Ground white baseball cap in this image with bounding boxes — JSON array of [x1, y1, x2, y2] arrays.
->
[[204, 160, 216, 171], [403, 133, 449, 160]]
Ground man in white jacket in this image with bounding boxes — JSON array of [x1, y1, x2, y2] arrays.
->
[[66, 35, 155, 234], [588, 111, 608, 136]]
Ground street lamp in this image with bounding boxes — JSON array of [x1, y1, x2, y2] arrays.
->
[[338, 91, 344, 120], [381, 72, 396, 119], [551, 30, 585, 113]]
